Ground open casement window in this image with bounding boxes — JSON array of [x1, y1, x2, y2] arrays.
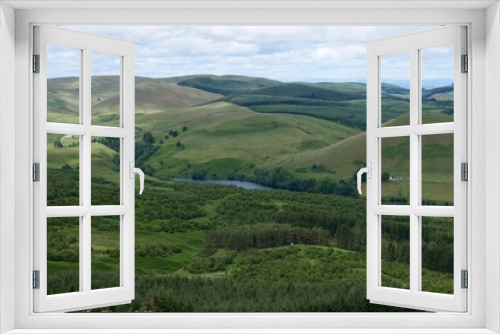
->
[[365, 26, 467, 312], [33, 26, 140, 312]]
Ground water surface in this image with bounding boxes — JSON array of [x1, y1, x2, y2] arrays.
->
[[173, 178, 271, 190]]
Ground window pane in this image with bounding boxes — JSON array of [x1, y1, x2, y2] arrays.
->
[[47, 217, 80, 295], [381, 136, 410, 205], [421, 217, 454, 294], [421, 133, 454, 206], [47, 133, 80, 206], [91, 137, 120, 206], [91, 216, 121, 289], [381, 215, 410, 289], [91, 52, 121, 127], [421, 45, 454, 124], [47, 44, 80, 124], [381, 52, 410, 127]]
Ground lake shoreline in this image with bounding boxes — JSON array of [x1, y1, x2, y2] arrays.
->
[[172, 178, 272, 190]]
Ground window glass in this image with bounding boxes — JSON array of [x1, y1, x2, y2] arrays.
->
[[381, 52, 410, 127], [91, 216, 121, 289], [381, 215, 410, 289], [421, 217, 454, 294], [47, 45, 80, 124], [421, 134, 454, 206], [47, 217, 80, 295], [381, 136, 410, 205], [47, 134, 80, 206], [421, 45, 454, 124], [91, 52, 121, 127], [91, 137, 120, 206]]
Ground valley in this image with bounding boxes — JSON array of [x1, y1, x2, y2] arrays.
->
[[45, 74, 455, 312]]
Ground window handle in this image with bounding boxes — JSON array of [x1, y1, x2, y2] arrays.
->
[[357, 162, 371, 195], [129, 162, 144, 195]]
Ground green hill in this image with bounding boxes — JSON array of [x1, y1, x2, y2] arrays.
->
[[93, 80, 222, 118], [381, 82, 410, 95], [422, 84, 453, 100], [45, 74, 455, 312], [48, 76, 222, 125], [47, 77, 80, 123], [138, 101, 358, 180], [221, 81, 414, 129], [266, 112, 454, 204], [46, 75, 454, 203], [177, 76, 413, 129], [249, 83, 362, 101], [47, 75, 361, 193], [177, 75, 280, 95]]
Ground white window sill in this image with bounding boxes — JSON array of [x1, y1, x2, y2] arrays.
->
[[4, 329, 498, 334]]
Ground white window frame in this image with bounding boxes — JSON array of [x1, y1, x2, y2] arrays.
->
[[1, 2, 498, 333], [33, 26, 136, 313], [366, 26, 467, 312]]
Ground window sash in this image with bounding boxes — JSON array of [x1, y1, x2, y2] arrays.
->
[[366, 26, 467, 312], [32, 25, 136, 313]]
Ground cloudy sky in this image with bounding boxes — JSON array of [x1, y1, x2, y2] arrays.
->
[[47, 26, 453, 87]]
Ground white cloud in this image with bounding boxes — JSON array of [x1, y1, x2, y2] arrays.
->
[[50, 25, 451, 86], [311, 44, 366, 61]]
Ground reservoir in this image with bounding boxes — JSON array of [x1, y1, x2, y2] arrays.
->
[[173, 178, 271, 190]]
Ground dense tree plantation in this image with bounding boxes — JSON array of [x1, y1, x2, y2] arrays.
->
[[46, 176, 454, 312]]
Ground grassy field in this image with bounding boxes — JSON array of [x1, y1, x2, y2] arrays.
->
[[143, 101, 358, 179], [266, 112, 454, 204]]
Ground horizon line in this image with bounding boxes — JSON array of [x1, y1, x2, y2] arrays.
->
[[47, 74, 453, 89]]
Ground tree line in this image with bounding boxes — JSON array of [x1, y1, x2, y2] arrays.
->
[[206, 223, 330, 251]]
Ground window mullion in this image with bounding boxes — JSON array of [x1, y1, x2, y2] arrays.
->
[[82, 47, 92, 293], [409, 46, 420, 294], [78, 48, 84, 292]]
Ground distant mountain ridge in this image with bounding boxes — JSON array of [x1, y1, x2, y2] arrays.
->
[[48, 74, 453, 128], [49, 74, 453, 130]]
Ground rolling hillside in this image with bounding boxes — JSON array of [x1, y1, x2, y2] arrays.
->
[[46, 74, 455, 312], [177, 75, 280, 95], [47, 74, 454, 203], [140, 101, 358, 180], [48, 76, 222, 125], [266, 112, 453, 204], [47, 75, 365, 181]]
